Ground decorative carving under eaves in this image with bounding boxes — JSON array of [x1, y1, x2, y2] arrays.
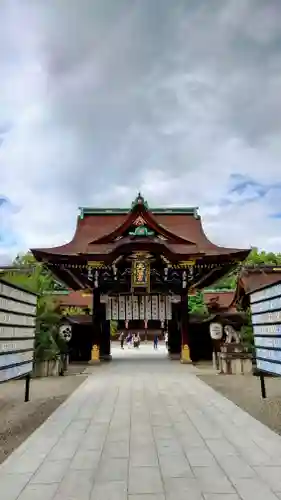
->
[[129, 251, 153, 260], [167, 270, 182, 283], [88, 261, 105, 269], [133, 215, 146, 226], [161, 255, 170, 265], [129, 225, 155, 237]]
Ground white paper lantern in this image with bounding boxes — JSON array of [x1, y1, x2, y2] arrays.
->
[[209, 322, 223, 340], [59, 324, 72, 342]]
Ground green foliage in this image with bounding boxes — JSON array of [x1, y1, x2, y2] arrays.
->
[[246, 247, 281, 266], [34, 292, 66, 362], [62, 306, 87, 316], [188, 291, 208, 315], [2, 252, 57, 294], [34, 329, 60, 361], [211, 248, 281, 290], [240, 325, 254, 350], [110, 320, 118, 337], [240, 309, 254, 352]]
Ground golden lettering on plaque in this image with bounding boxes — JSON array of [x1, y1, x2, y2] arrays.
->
[[131, 260, 150, 289]]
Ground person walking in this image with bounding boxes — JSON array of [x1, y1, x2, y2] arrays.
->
[[133, 333, 140, 348], [153, 333, 158, 349], [164, 331, 168, 349], [126, 332, 133, 348]]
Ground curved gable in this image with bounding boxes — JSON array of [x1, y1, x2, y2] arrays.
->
[[90, 194, 197, 246]]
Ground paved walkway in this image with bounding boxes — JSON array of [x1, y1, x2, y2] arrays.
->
[[2, 345, 281, 499]]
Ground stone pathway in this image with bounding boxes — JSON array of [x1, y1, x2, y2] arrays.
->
[[2, 344, 281, 499]]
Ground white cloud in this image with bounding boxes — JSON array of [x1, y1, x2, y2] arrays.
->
[[1, 0, 281, 263]]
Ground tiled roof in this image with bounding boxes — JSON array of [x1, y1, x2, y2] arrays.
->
[[203, 290, 236, 312], [32, 211, 249, 258], [236, 266, 281, 296]]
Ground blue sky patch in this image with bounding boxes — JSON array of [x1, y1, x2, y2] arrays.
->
[[229, 177, 268, 198], [269, 213, 281, 219], [0, 197, 8, 208]]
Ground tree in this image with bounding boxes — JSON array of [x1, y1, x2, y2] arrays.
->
[[3, 252, 57, 293], [211, 248, 281, 290], [35, 296, 62, 361], [245, 248, 281, 266], [188, 291, 208, 315]]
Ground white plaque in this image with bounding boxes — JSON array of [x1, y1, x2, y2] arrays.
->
[[250, 280, 281, 376], [166, 296, 172, 320], [0, 362, 33, 383], [151, 295, 158, 320], [251, 283, 281, 304], [159, 296, 165, 321], [0, 281, 37, 305], [119, 295, 125, 320], [256, 359, 281, 376], [145, 296, 151, 320], [132, 296, 139, 320], [126, 296, 132, 320], [139, 296, 145, 320], [0, 280, 36, 382], [111, 297, 118, 320]]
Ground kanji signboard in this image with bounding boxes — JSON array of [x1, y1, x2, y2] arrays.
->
[[0, 280, 37, 383], [250, 281, 281, 376]]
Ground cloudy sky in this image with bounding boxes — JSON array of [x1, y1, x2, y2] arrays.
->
[[1, 0, 281, 263]]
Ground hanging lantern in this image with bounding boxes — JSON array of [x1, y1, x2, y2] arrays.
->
[[59, 324, 72, 342]]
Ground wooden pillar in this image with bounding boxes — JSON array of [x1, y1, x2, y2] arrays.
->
[[180, 290, 191, 363], [90, 287, 101, 364], [100, 319, 112, 361], [168, 304, 181, 358]]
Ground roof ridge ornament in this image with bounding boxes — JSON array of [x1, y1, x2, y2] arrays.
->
[[131, 192, 149, 211]]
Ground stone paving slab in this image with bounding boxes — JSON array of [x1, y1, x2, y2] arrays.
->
[[1, 345, 281, 499]]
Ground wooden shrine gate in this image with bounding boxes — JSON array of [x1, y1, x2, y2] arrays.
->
[[32, 193, 250, 364]]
